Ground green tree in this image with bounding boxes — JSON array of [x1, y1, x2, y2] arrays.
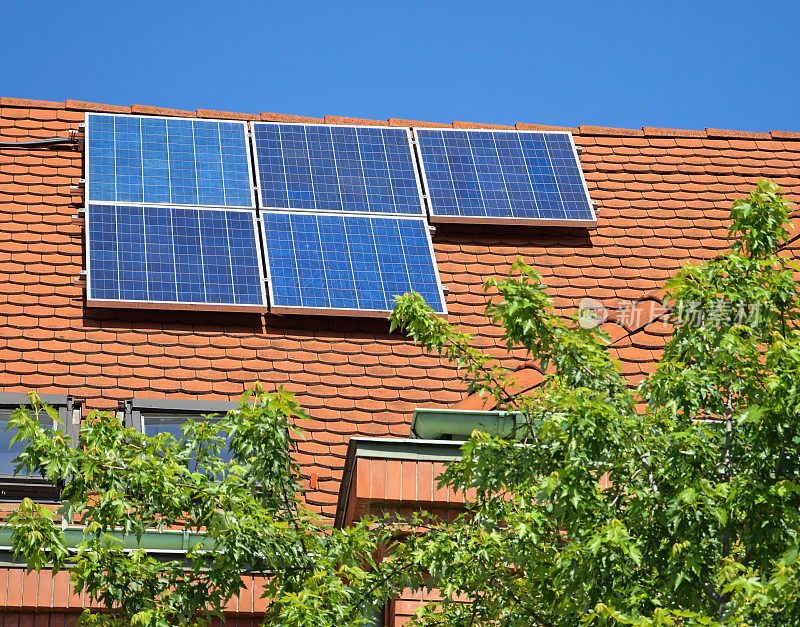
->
[[5, 385, 390, 627], [386, 180, 800, 625]]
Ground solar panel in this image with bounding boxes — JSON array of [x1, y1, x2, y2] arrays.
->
[[260, 211, 445, 315], [251, 123, 425, 215], [85, 114, 255, 208], [86, 204, 265, 310], [414, 128, 595, 225]]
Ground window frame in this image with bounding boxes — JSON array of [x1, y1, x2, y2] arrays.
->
[[122, 397, 238, 436], [0, 392, 81, 502]]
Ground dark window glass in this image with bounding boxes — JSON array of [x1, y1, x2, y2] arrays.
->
[[0, 408, 55, 477], [365, 605, 385, 626], [141, 413, 186, 440], [0, 402, 67, 502], [140, 413, 232, 463]]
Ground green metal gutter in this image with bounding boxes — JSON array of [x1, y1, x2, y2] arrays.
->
[[0, 526, 209, 556], [411, 408, 525, 440]]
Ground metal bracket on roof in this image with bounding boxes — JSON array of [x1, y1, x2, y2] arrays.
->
[[442, 285, 449, 294], [71, 405, 81, 427], [0, 137, 78, 149], [0, 128, 81, 150], [71, 128, 85, 151], [71, 207, 86, 221], [591, 200, 600, 206], [428, 224, 436, 234], [574, 145, 583, 152]]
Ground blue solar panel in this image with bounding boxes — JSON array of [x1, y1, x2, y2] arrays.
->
[[87, 204, 265, 308], [251, 123, 424, 215], [85, 114, 255, 208], [260, 212, 445, 314], [415, 129, 595, 224]]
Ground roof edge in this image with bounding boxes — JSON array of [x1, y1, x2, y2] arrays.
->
[[2, 97, 799, 140]]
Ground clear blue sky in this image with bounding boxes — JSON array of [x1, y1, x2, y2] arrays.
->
[[1, 1, 798, 132]]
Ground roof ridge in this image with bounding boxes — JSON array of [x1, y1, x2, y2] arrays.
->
[[2, 97, 799, 141]]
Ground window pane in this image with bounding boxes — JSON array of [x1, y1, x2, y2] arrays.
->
[[364, 606, 385, 626], [141, 413, 232, 462], [141, 413, 186, 440], [0, 408, 56, 476]]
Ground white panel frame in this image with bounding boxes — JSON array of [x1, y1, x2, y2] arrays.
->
[[413, 127, 597, 227], [84, 112, 257, 210], [250, 122, 427, 217], [259, 210, 447, 318], [85, 204, 267, 313]]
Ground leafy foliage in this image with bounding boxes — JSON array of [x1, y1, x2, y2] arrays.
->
[[386, 180, 800, 625], [5, 386, 389, 627]]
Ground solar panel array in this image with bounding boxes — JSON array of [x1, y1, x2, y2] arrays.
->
[[84, 113, 596, 315], [261, 212, 444, 314], [252, 123, 424, 215], [86, 114, 254, 208], [87, 204, 265, 308], [414, 128, 595, 224], [251, 122, 444, 315]]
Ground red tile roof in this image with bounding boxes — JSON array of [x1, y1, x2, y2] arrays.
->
[[1, 97, 799, 518]]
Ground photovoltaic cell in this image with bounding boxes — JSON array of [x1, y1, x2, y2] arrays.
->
[[261, 212, 445, 314], [85, 114, 254, 208], [251, 123, 424, 215], [87, 204, 265, 308], [415, 129, 595, 223]]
